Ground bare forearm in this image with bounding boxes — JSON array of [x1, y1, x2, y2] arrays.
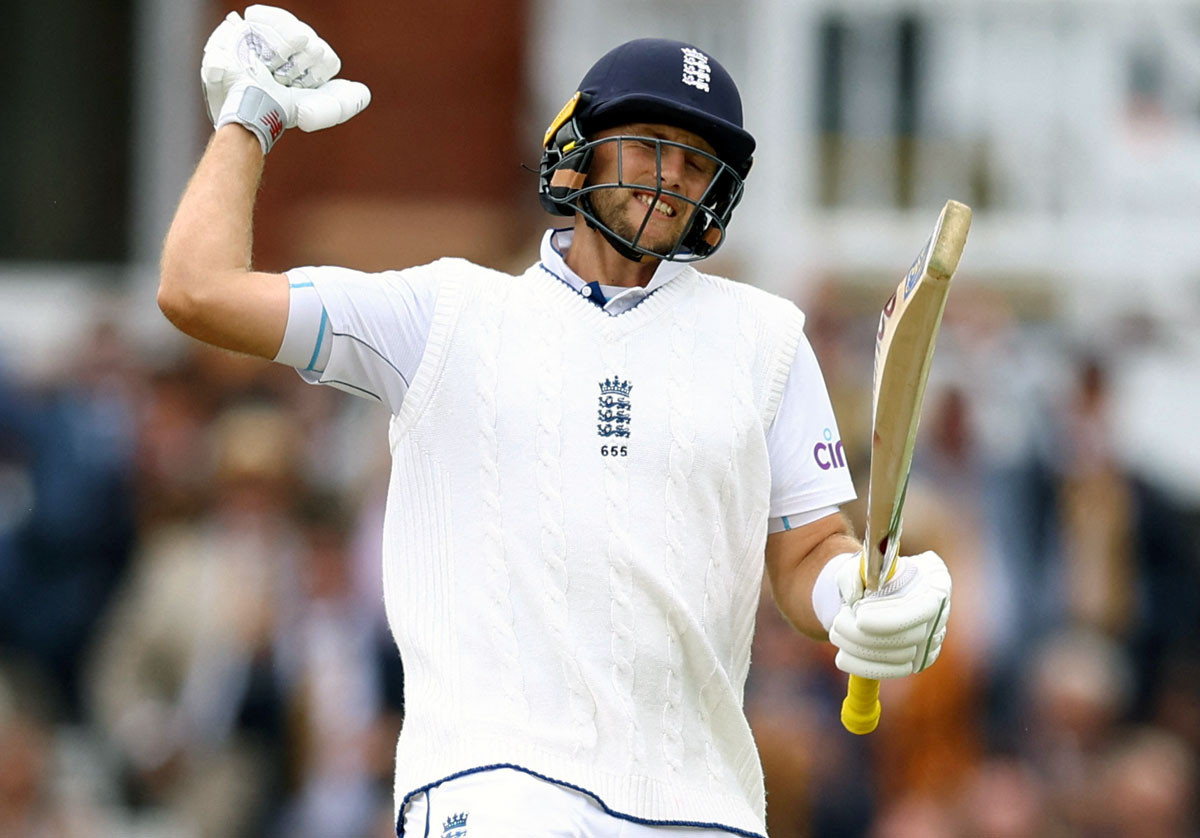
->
[[765, 513, 860, 640], [161, 125, 263, 289], [157, 125, 288, 359], [157, 7, 368, 359]]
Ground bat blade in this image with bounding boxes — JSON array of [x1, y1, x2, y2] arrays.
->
[[841, 199, 971, 735], [864, 199, 970, 589]]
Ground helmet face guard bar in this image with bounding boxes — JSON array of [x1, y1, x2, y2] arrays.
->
[[537, 39, 755, 261], [542, 132, 747, 262]]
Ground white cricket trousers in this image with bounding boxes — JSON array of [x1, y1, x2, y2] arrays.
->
[[399, 767, 750, 838]]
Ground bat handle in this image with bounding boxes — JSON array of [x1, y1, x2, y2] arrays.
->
[[841, 674, 881, 734]]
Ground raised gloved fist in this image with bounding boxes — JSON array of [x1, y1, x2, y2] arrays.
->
[[814, 550, 951, 680], [200, 5, 371, 153]]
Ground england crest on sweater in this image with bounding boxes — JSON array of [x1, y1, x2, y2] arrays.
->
[[597, 375, 632, 438]]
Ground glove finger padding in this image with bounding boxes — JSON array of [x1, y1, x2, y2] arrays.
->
[[201, 15, 248, 123], [276, 41, 318, 84], [854, 589, 948, 635], [833, 640, 924, 666], [243, 5, 319, 61], [828, 550, 951, 679], [202, 11, 292, 122], [287, 30, 342, 88], [234, 16, 292, 73], [282, 39, 341, 89], [831, 616, 935, 653], [203, 6, 339, 88], [835, 650, 917, 681], [294, 79, 372, 132], [244, 6, 342, 88], [307, 42, 343, 88]]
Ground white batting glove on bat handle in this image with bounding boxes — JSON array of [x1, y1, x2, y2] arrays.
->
[[814, 550, 951, 680], [201, 5, 370, 154]]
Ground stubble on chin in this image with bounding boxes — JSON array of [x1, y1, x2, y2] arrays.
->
[[589, 188, 688, 256]]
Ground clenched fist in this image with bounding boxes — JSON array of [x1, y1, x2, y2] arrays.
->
[[201, 5, 370, 153]]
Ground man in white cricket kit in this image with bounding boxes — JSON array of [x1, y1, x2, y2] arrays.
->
[[159, 6, 953, 837]]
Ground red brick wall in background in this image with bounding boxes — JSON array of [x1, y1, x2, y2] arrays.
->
[[208, 1, 539, 273]]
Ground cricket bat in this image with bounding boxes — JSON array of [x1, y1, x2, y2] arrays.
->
[[840, 199, 972, 735]]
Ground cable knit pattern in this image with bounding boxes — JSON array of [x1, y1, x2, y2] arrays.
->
[[698, 281, 756, 790], [381, 260, 809, 838], [474, 277, 528, 723], [384, 440, 457, 758], [536, 292, 598, 754], [600, 336, 643, 768], [661, 291, 698, 777]]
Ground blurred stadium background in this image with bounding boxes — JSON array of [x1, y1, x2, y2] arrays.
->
[[2, 0, 1199, 835]]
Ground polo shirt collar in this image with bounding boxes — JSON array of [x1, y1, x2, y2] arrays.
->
[[538, 228, 691, 314]]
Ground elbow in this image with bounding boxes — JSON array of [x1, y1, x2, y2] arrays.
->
[[156, 267, 207, 337], [156, 272, 190, 329]]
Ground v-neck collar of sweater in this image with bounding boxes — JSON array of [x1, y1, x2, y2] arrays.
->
[[537, 228, 692, 317]]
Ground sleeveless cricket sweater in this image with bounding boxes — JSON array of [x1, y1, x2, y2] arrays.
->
[[382, 258, 806, 837]]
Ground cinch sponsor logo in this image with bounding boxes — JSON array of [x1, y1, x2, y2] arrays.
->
[[813, 428, 846, 471]]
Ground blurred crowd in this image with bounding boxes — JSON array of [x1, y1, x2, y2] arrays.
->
[[0, 324, 401, 837], [0, 280, 1197, 837], [747, 282, 1200, 838]]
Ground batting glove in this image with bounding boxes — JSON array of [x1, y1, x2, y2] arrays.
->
[[813, 550, 951, 680], [201, 5, 371, 154]]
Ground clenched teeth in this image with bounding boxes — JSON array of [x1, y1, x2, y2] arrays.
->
[[635, 193, 675, 217]]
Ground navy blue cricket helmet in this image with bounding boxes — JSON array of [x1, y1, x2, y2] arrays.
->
[[538, 38, 756, 261]]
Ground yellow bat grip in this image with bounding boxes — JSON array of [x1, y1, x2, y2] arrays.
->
[[841, 675, 881, 734]]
